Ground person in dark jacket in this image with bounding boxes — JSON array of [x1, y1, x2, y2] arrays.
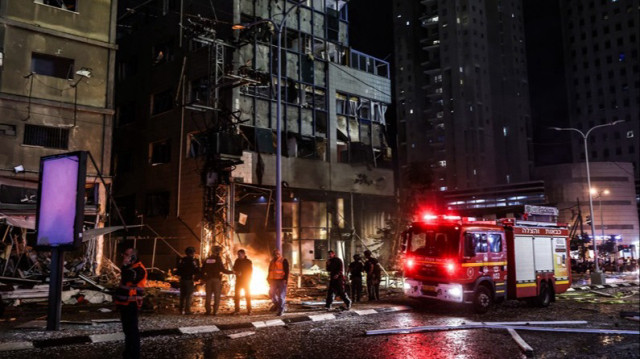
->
[[325, 250, 351, 310], [232, 249, 253, 315], [201, 246, 234, 315], [267, 249, 289, 316], [176, 246, 200, 314], [364, 250, 381, 301], [114, 246, 147, 359], [348, 254, 365, 302]]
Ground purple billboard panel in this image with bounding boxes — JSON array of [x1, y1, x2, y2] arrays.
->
[[36, 152, 87, 249]]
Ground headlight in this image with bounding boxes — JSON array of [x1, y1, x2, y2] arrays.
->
[[448, 286, 462, 297], [403, 282, 412, 290]]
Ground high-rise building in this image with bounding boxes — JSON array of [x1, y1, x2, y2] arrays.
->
[[559, 0, 639, 176], [114, 0, 394, 269], [392, 0, 533, 193], [0, 1, 117, 264]]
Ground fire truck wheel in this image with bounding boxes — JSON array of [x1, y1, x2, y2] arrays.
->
[[536, 281, 551, 307], [473, 286, 493, 314]]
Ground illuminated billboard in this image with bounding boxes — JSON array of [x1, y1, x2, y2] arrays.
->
[[36, 152, 87, 249]]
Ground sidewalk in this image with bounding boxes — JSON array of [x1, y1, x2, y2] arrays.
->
[[0, 299, 410, 352]]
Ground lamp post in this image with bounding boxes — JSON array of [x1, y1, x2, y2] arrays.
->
[[591, 188, 610, 251], [550, 120, 624, 285], [233, 1, 305, 252]]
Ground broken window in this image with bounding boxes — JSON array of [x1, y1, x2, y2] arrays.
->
[[336, 93, 347, 114], [190, 77, 210, 104], [187, 132, 206, 158], [313, 88, 326, 110], [23, 124, 69, 149], [39, 0, 77, 11], [149, 139, 171, 165], [151, 89, 173, 115], [152, 40, 174, 66], [31, 52, 74, 79], [145, 192, 170, 217], [315, 110, 327, 136], [359, 98, 371, 119]]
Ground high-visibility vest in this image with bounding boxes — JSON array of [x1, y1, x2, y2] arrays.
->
[[268, 257, 285, 280], [114, 262, 147, 308]]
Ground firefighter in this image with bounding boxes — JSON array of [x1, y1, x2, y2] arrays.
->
[[114, 245, 147, 359], [176, 246, 200, 315], [348, 253, 365, 302], [325, 250, 352, 310], [364, 250, 381, 301], [201, 246, 234, 316], [232, 249, 253, 315], [267, 249, 289, 316]]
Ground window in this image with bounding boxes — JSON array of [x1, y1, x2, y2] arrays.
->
[[38, 0, 77, 11], [145, 192, 170, 217], [23, 124, 69, 149], [187, 132, 206, 158], [31, 53, 74, 79], [314, 240, 327, 260], [149, 140, 171, 165], [464, 232, 502, 255], [151, 89, 173, 115]]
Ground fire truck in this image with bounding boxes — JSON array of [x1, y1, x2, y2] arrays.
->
[[401, 206, 571, 313]]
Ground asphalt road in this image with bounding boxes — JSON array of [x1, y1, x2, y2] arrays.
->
[[4, 287, 639, 359]]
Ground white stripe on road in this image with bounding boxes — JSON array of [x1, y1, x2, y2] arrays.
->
[[179, 325, 220, 334], [388, 306, 412, 312], [353, 309, 377, 315], [0, 341, 34, 351], [252, 319, 285, 328], [228, 331, 256, 339], [309, 313, 335, 322], [465, 320, 588, 326], [90, 332, 125, 343]]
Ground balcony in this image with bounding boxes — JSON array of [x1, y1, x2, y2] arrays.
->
[[349, 49, 390, 78]]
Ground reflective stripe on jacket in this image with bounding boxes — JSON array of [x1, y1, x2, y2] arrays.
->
[[268, 257, 285, 280], [114, 261, 147, 308]]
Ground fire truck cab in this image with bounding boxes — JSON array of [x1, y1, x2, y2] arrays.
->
[[401, 208, 571, 313]]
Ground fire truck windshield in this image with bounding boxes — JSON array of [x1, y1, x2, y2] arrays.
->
[[407, 226, 461, 258]]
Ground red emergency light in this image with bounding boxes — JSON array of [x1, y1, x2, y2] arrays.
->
[[444, 260, 457, 275]]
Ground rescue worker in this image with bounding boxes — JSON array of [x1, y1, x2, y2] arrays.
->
[[348, 253, 365, 302], [176, 246, 200, 315], [325, 250, 351, 310], [267, 249, 289, 316], [201, 246, 234, 316], [232, 249, 253, 315], [364, 250, 381, 301], [114, 245, 147, 359]]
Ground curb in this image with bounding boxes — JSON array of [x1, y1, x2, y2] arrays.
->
[[567, 281, 639, 292], [0, 305, 411, 352]]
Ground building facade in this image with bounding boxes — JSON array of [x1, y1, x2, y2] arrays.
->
[[536, 162, 639, 256], [0, 1, 117, 267], [114, 0, 394, 270], [392, 0, 533, 192], [558, 0, 639, 178]]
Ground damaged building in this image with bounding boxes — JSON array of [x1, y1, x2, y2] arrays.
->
[[0, 1, 118, 275], [113, 0, 394, 273]]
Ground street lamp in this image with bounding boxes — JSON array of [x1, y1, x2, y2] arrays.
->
[[590, 188, 610, 247], [549, 120, 624, 285], [233, 1, 305, 252]]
